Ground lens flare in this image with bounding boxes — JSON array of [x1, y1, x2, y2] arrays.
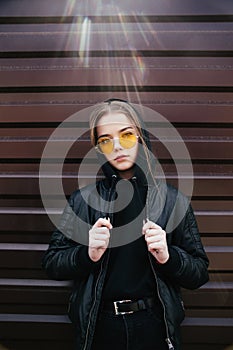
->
[[78, 17, 91, 67]]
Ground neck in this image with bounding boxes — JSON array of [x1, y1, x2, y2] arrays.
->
[[117, 167, 135, 180]]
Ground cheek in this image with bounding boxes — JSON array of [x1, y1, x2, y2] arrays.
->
[[131, 144, 139, 161], [102, 153, 112, 164]]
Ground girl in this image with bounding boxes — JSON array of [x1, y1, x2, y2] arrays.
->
[[42, 99, 209, 350]]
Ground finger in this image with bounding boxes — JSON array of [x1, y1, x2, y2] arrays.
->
[[142, 221, 154, 234], [143, 221, 161, 231], [145, 234, 160, 244], [95, 227, 110, 234], [91, 232, 110, 241], [93, 218, 112, 229], [90, 230, 110, 241], [148, 242, 160, 251], [145, 228, 162, 238], [89, 240, 108, 249], [146, 227, 166, 237]]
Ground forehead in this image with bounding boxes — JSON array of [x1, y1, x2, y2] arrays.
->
[[96, 113, 132, 134]]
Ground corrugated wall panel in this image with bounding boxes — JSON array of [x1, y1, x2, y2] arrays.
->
[[0, 1, 232, 349]]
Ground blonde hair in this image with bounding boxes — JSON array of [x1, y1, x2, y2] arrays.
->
[[89, 100, 156, 181]]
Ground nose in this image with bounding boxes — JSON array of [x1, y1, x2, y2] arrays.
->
[[113, 137, 123, 151]]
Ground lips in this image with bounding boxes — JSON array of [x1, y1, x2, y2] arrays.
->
[[114, 155, 129, 161]]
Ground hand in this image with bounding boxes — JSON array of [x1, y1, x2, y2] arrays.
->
[[88, 218, 112, 262], [142, 219, 169, 264]]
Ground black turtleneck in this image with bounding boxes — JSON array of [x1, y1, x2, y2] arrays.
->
[[102, 178, 157, 301]]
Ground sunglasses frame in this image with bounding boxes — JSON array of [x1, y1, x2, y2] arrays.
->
[[95, 133, 139, 154]]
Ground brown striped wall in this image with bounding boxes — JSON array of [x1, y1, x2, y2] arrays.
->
[[0, 1, 232, 349]]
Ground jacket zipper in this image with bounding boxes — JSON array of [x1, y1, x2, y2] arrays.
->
[[148, 253, 174, 350], [146, 189, 174, 350], [82, 258, 104, 350], [83, 178, 116, 350]]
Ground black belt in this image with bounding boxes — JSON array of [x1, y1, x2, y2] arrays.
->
[[102, 297, 155, 315]]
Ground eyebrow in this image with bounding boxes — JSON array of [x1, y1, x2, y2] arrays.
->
[[97, 126, 134, 139]]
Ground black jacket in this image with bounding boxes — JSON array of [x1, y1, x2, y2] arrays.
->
[[42, 177, 209, 350]]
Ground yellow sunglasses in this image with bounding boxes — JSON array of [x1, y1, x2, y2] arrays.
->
[[95, 130, 139, 154]]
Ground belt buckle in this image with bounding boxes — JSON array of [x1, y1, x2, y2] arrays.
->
[[113, 300, 133, 315]]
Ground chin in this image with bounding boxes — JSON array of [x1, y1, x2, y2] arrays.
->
[[112, 162, 134, 172]]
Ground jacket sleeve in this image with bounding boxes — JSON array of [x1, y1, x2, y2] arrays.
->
[[155, 194, 209, 290], [41, 191, 101, 281]]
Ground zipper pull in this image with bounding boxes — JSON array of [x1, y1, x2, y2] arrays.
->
[[166, 338, 174, 350]]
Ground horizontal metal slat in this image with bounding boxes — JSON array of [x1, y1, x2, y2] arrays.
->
[[1, 67, 232, 87], [1, 56, 233, 69], [1, 0, 233, 16], [0, 211, 232, 233], [181, 317, 233, 344], [2, 22, 232, 31], [1, 127, 232, 138], [0, 231, 232, 247], [0, 314, 232, 344], [0, 243, 232, 270], [0, 340, 74, 350], [182, 281, 233, 307], [0, 91, 231, 107], [0, 270, 231, 282], [0, 279, 231, 308], [0, 30, 232, 52], [1, 104, 233, 123], [0, 278, 71, 287], [0, 139, 232, 159], [0, 175, 232, 197], [0, 163, 232, 176]]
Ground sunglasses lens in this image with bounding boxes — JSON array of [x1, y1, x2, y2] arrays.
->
[[96, 132, 138, 154], [97, 138, 113, 154], [120, 132, 137, 149]]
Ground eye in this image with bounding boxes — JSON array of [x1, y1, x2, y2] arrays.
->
[[97, 137, 111, 145], [121, 131, 134, 138]]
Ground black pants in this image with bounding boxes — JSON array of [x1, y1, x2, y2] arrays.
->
[[91, 304, 168, 350]]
